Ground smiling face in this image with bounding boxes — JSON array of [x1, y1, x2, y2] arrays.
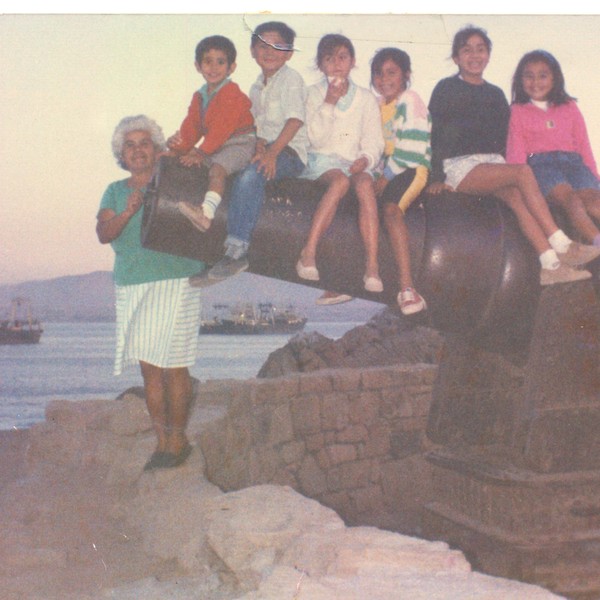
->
[[121, 130, 157, 174], [453, 33, 490, 84], [319, 45, 355, 81], [521, 60, 554, 102], [251, 31, 293, 80], [196, 48, 235, 92], [372, 58, 409, 103]]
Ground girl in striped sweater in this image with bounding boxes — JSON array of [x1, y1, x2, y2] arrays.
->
[[372, 48, 430, 315]]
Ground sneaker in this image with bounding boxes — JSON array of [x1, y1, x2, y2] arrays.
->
[[558, 242, 600, 267], [178, 202, 211, 232], [398, 287, 427, 315], [363, 275, 383, 293], [540, 263, 592, 286], [315, 291, 353, 306], [208, 255, 249, 279]]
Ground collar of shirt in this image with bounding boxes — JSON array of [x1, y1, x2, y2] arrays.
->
[[199, 78, 230, 107]]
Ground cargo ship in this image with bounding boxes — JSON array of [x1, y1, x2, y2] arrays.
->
[[0, 297, 43, 345]]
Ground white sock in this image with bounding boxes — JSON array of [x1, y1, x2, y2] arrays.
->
[[548, 229, 571, 254], [201, 191, 221, 220], [539, 248, 560, 270]]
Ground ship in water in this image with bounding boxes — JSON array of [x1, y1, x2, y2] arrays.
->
[[200, 302, 307, 335], [0, 297, 44, 345]]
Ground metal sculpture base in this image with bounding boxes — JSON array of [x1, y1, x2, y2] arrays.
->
[[423, 281, 600, 599]]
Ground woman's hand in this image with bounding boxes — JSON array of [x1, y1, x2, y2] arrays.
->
[[349, 156, 369, 175], [426, 181, 453, 195], [124, 189, 144, 216]]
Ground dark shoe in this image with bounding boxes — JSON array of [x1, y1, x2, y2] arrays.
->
[[209, 256, 249, 279], [558, 242, 600, 267], [161, 443, 193, 468], [189, 269, 222, 288], [143, 450, 168, 471]]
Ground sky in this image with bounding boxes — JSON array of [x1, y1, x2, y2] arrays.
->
[[1, 9, 599, 285]]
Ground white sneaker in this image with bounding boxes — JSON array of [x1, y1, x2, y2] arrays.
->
[[558, 242, 600, 267], [398, 287, 427, 315], [540, 263, 592, 286]]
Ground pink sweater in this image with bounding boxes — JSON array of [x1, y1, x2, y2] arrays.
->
[[506, 100, 599, 178]]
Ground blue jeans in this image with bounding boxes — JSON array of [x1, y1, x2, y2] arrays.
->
[[225, 149, 305, 254]]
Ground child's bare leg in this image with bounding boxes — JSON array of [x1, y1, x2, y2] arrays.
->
[[299, 170, 349, 268], [548, 184, 600, 243], [458, 163, 560, 238], [352, 172, 380, 279], [383, 203, 413, 289], [208, 163, 227, 197]]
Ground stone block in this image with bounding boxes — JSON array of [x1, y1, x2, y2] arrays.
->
[[267, 403, 294, 446], [279, 440, 306, 465], [299, 371, 334, 395], [336, 424, 369, 444], [321, 393, 349, 431], [305, 432, 325, 451], [253, 375, 299, 404], [331, 368, 362, 392], [361, 367, 398, 390], [348, 392, 380, 424], [350, 485, 385, 515], [380, 389, 413, 419], [327, 444, 358, 465], [291, 394, 321, 434], [362, 423, 392, 458], [298, 454, 328, 496], [330, 460, 372, 490]]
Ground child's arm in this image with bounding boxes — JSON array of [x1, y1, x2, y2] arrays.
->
[[505, 106, 528, 165], [253, 118, 303, 180], [571, 102, 600, 178], [351, 91, 384, 175], [167, 93, 203, 154]]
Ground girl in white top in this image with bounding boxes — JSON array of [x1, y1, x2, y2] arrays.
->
[[296, 33, 385, 293]]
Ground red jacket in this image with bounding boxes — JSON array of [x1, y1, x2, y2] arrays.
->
[[173, 81, 254, 156]]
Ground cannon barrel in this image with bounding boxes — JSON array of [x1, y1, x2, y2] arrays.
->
[[142, 156, 540, 350]]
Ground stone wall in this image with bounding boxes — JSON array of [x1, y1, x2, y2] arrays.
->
[[199, 363, 438, 535]]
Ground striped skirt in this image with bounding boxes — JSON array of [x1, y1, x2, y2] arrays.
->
[[114, 278, 202, 375]]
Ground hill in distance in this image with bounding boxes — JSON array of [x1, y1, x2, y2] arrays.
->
[[0, 271, 383, 324]]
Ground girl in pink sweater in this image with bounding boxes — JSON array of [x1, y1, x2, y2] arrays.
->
[[507, 50, 600, 246]]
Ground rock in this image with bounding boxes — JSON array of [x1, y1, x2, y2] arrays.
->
[[258, 307, 444, 377]]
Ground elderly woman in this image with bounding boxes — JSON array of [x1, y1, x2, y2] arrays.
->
[[97, 115, 205, 471]]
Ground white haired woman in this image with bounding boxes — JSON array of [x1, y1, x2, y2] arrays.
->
[[97, 115, 205, 471]]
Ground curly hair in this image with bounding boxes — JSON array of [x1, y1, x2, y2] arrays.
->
[[111, 114, 166, 169]]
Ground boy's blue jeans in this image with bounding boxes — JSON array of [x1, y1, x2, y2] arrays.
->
[[225, 149, 305, 256]]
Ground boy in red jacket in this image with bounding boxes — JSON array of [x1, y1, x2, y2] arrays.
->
[[167, 35, 256, 231]]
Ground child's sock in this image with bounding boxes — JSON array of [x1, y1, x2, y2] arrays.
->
[[548, 229, 571, 254], [593, 234, 600, 247], [201, 191, 221, 220], [539, 248, 560, 270]]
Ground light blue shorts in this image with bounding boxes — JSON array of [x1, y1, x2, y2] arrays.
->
[[443, 153, 505, 190]]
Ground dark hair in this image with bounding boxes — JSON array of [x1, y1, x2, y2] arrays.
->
[[451, 25, 492, 59], [370, 47, 411, 87], [251, 21, 296, 49], [511, 49, 573, 105], [316, 34, 355, 69], [195, 35, 236, 65]]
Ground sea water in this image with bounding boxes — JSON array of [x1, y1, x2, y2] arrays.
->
[[0, 321, 361, 430]]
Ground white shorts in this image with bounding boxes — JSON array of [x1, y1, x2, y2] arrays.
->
[[443, 153, 505, 190], [114, 278, 201, 375]]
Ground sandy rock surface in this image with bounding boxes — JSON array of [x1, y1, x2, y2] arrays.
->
[[0, 393, 564, 599]]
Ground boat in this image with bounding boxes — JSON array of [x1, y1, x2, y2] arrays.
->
[[200, 302, 307, 335], [0, 297, 44, 345]]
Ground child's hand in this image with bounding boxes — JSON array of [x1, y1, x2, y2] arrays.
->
[[374, 177, 388, 197], [349, 156, 369, 175], [166, 131, 182, 149], [179, 149, 204, 167], [426, 182, 453, 195], [252, 146, 278, 180], [325, 77, 348, 105]]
